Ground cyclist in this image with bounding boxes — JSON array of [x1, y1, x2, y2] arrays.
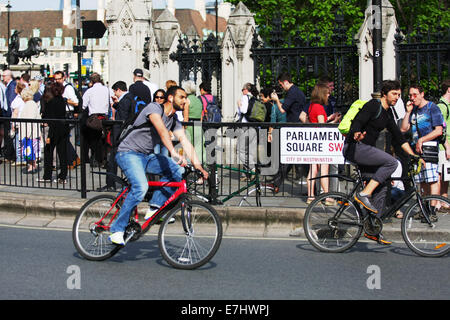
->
[[109, 85, 209, 245], [343, 80, 420, 244]]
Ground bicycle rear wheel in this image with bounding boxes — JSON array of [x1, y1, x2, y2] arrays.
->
[[72, 195, 122, 261], [158, 200, 222, 269], [304, 192, 363, 253], [401, 195, 450, 257]]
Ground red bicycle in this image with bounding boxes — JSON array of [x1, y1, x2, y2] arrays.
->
[[72, 165, 223, 269]]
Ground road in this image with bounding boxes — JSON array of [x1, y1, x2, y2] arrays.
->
[[0, 224, 449, 302]]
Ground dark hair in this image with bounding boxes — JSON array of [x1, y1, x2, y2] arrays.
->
[[441, 79, 450, 96], [153, 89, 166, 101], [248, 83, 259, 97], [20, 73, 31, 82], [261, 87, 273, 98], [199, 82, 211, 94], [112, 81, 127, 92], [54, 70, 65, 78], [409, 83, 424, 94], [381, 80, 401, 96], [43, 81, 64, 103], [277, 72, 292, 83], [167, 85, 185, 98], [318, 75, 333, 84]]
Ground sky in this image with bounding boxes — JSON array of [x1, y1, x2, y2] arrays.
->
[[3, 0, 197, 11]]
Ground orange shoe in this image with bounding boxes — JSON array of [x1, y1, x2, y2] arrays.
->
[[364, 233, 392, 245]]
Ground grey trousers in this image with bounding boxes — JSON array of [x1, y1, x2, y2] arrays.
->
[[344, 141, 399, 216]]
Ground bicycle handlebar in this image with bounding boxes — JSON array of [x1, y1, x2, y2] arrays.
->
[[183, 164, 205, 179]]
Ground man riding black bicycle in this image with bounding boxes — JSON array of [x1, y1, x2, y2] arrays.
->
[[343, 80, 421, 244], [109, 85, 209, 245]]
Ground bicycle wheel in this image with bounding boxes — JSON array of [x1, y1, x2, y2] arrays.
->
[[401, 195, 450, 257], [304, 192, 363, 253], [158, 200, 223, 269], [238, 185, 276, 207], [72, 195, 122, 261]]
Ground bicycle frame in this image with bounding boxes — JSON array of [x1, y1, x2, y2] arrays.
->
[[94, 179, 188, 234]]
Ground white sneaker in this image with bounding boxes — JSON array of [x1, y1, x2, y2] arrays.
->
[[144, 207, 159, 220], [109, 231, 125, 245]]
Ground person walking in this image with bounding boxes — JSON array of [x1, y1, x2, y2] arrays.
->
[[18, 88, 41, 174], [81, 73, 111, 167]]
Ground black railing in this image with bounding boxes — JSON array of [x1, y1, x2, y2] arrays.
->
[[250, 14, 359, 111], [0, 117, 353, 205], [395, 26, 450, 101]]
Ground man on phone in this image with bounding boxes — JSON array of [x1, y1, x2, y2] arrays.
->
[[400, 84, 444, 201]]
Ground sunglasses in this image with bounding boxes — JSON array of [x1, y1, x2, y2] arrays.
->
[[155, 96, 165, 99]]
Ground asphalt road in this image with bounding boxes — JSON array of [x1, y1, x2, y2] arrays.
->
[[1, 224, 449, 302]]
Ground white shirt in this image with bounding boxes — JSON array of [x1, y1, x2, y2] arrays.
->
[[238, 94, 251, 123], [82, 83, 111, 116], [63, 81, 79, 112], [390, 97, 406, 122], [143, 80, 158, 99], [11, 95, 25, 118], [0, 82, 7, 112]]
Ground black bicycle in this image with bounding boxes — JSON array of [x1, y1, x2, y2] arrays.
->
[[303, 157, 450, 257]]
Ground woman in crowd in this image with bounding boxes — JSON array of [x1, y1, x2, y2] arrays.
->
[[38, 81, 69, 184], [306, 83, 332, 204], [19, 87, 41, 173]]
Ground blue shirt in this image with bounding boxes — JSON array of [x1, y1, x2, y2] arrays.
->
[[409, 102, 444, 146]]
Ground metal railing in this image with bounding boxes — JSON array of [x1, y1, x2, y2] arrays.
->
[[0, 117, 354, 204]]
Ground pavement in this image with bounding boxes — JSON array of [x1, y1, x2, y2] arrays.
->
[[0, 184, 409, 241]]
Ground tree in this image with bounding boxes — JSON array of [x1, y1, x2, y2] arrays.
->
[[226, 0, 449, 43]]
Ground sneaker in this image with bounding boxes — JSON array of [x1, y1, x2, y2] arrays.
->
[[364, 233, 392, 245], [354, 192, 378, 214], [109, 231, 125, 245], [36, 178, 52, 183], [54, 178, 67, 184], [144, 206, 159, 220]]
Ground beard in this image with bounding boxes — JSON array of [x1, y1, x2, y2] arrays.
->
[[173, 101, 183, 111]]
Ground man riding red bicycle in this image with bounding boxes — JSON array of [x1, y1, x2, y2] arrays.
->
[[109, 85, 209, 245]]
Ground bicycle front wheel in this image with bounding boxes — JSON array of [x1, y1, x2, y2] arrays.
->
[[304, 192, 363, 253], [72, 195, 122, 261], [401, 195, 450, 257], [158, 200, 223, 269]]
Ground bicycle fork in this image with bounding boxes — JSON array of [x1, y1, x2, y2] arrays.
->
[[181, 201, 193, 235]]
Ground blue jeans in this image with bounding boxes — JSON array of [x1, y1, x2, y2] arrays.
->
[[110, 151, 184, 233]]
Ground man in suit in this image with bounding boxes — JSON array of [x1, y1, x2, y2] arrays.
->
[[2, 70, 17, 161]]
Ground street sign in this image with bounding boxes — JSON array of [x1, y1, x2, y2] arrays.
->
[[82, 20, 107, 39], [82, 58, 93, 66]]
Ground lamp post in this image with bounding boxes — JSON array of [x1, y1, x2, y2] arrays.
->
[[372, 0, 383, 93], [6, 0, 11, 68]]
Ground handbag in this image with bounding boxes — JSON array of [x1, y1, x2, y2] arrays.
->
[[421, 141, 439, 164], [86, 114, 105, 131], [21, 137, 36, 161]]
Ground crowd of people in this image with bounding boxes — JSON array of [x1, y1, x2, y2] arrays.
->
[[0, 67, 449, 217], [236, 74, 450, 217]]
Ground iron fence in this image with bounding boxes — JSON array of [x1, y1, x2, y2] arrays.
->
[[395, 26, 450, 101], [0, 117, 354, 206]]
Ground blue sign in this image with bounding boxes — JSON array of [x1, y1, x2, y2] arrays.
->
[[82, 58, 93, 66]]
